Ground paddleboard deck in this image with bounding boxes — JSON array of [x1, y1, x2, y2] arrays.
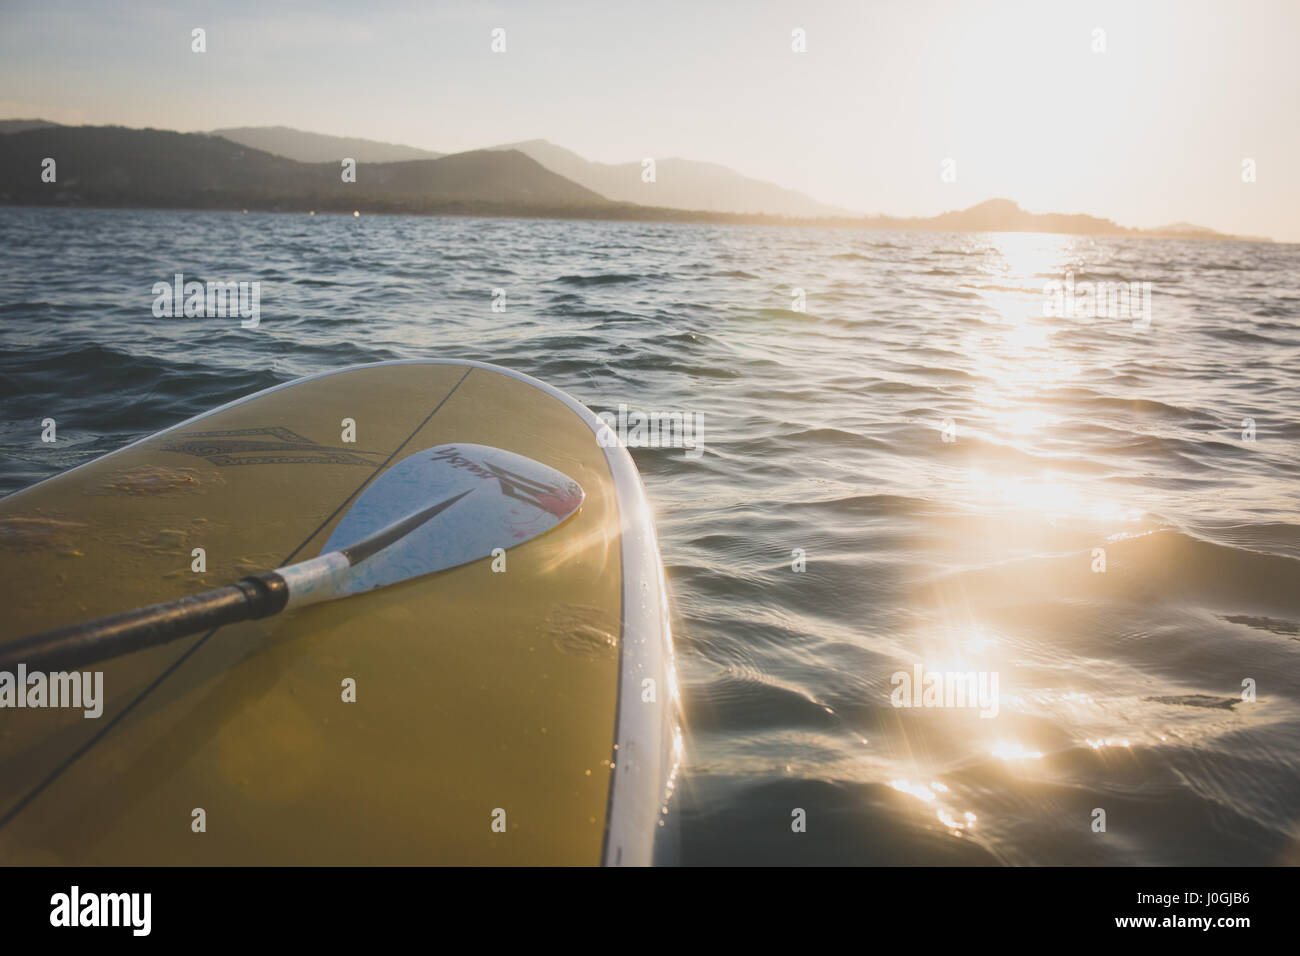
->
[[0, 360, 679, 865]]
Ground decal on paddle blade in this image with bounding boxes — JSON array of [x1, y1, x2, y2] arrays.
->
[[427, 446, 583, 519], [481, 461, 583, 519]]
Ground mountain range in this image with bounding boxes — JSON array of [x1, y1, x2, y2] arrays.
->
[[210, 127, 847, 217], [0, 125, 605, 214], [479, 139, 855, 217], [0, 121, 1261, 240]]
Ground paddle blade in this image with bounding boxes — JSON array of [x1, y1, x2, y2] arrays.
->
[[318, 443, 584, 596]]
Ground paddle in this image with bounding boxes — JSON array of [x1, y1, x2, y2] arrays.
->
[[0, 443, 584, 673]]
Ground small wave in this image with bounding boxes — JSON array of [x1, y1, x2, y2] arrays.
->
[[1037, 389, 1212, 421], [1144, 694, 1238, 709], [552, 272, 645, 286], [1221, 614, 1299, 637]]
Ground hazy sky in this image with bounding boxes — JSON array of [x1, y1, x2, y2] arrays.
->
[[2, 0, 1297, 240]]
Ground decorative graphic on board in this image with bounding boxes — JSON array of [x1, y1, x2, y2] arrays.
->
[[160, 426, 384, 467]]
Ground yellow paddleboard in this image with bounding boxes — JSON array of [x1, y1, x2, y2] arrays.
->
[[0, 360, 679, 865]]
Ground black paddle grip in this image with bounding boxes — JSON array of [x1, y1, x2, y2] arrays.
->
[[0, 571, 288, 672]]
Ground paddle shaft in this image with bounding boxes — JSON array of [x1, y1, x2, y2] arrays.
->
[[0, 572, 288, 672]]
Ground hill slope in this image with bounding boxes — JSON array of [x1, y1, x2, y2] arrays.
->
[[0, 119, 59, 134], [874, 198, 1245, 240], [487, 139, 854, 217], [924, 198, 1132, 235], [209, 126, 444, 163]]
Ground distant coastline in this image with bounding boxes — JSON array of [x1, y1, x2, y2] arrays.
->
[[1, 200, 1277, 244], [0, 122, 1273, 243]]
